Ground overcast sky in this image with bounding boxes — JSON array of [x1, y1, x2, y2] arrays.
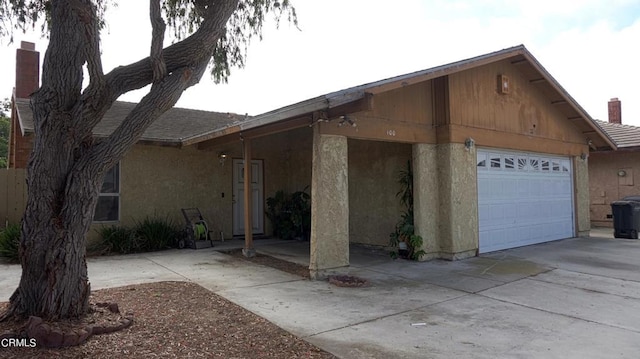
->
[[1, 1, 639, 126]]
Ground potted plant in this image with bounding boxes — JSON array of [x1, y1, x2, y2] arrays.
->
[[266, 187, 311, 240], [389, 161, 426, 260]]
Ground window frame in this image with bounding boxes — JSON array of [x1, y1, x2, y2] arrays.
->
[[93, 163, 121, 223]]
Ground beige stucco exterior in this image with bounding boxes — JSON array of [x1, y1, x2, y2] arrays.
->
[[310, 130, 349, 278], [435, 143, 479, 260], [84, 51, 598, 272], [589, 151, 640, 227], [412, 143, 439, 260], [348, 139, 411, 247], [574, 156, 591, 236]]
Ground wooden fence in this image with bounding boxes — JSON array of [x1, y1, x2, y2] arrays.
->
[[0, 169, 27, 226]]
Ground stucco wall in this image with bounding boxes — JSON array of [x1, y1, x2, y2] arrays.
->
[[310, 131, 349, 278], [88, 144, 226, 244], [88, 127, 312, 244], [412, 143, 439, 259], [348, 139, 412, 247], [589, 151, 640, 227], [121, 144, 227, 232], [436, 143, 478, 259], [574, 156, 590, 235]]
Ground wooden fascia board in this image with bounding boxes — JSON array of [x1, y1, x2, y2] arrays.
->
[[364, 48, 527, 95], [318, 115, 435, 144], [238, 96, 328, 129], [182, 124, 243, 147], [195, 92, 370, 149], [521, 52, 617, 150], [439, 124, 588, 156], [327, 92, 373, 119], [197, 115, 314, 150], [241, 115, 313, 140]]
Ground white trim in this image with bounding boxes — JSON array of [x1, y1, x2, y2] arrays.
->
[[93, 163, 121, 223], [477, 148, 575, 253]]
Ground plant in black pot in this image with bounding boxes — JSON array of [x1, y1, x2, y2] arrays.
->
[[390, 161, 426, 260], [266, 187, 311, 240]]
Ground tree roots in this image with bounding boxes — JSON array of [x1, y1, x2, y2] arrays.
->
[[0, 302, 133, 348]]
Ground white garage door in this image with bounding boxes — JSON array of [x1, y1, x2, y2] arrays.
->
[[477, 149, 574, 253]]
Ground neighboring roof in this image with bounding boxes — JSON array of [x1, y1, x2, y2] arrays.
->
[[14, 97, 249, 146], [594, 120, 640, 150]]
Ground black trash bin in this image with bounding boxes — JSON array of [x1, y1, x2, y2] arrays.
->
[[611, 196, 640, 239]]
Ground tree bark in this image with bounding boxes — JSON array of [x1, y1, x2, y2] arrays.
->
[[2, 0, 239, 321]]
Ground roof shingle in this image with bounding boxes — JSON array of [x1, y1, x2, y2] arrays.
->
[[595, 120, 640, 149], [14, 98, 249, 146]]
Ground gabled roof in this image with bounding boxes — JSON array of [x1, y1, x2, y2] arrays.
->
[[191, 45, 616, 150], [13, 97, 249, 147], [594, 120, 640, 150], [13, 45, 614, 150]]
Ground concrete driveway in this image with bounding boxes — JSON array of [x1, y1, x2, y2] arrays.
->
[[2, 229, 640, 358]]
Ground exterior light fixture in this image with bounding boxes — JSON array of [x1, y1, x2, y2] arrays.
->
[[338, 115, 357, 128], [464, 138, 475, 150], [218, 152, 228, 166], [618, 169, 627, 177]]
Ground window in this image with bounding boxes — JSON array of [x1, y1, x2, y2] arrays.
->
[[94, 164, 120, 222], [504, 157, 515, 170], [477, 153, 487, 168], [541, 160, 550, 171], [490, 155, 501, 168]]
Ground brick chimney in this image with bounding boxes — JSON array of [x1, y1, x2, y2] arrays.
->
[[8, 41, 39, 168], [15, 41, 40, 98], [608, 97, 622, 124]]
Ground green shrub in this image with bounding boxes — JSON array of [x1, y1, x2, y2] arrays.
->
[[389, 161, 426, 261], [96, 225, 138, 254], [96, 216, 179, 255], [266, 187, 311, 240], [0, 223, 21, 263], [133, 215, 179, 252]]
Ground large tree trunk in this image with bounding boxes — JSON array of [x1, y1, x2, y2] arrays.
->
[[2, 0, 239, 321], [3, 0, 106, 320]]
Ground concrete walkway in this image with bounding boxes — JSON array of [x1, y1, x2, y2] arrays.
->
[[3, 229, 640, 358]]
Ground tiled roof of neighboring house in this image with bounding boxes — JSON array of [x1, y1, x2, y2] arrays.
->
[[595, 120, 640, 149], [14, 98, 249, 146]]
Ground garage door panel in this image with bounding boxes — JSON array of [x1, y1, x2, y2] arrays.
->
[[478, 149, 574, 253]]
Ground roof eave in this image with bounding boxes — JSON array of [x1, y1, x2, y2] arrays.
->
[[519, 51, 618, 151], [13, 91, 32, 136]]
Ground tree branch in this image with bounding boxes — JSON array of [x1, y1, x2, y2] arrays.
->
[[72, 0, 105, 134], [92, 62, 204, 168], [149, 0, 166, 84], [103, 0, 239, 101]]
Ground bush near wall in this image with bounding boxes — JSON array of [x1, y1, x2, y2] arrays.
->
[[0, 223, 21, 263], [93, 215, 180, 255]]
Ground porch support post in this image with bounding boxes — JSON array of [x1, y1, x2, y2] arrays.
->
[[574, 155, 590, 237], [309, 125, 349, 279], [412, 143, 440, 260], [436, 143, 478, 260], [242, 138, 255, 257]]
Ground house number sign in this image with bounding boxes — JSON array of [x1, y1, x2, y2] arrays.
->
[[386, 129, 397, 137]]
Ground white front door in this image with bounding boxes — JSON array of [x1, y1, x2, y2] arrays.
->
[[476, 149, 574, 253], [232, 159, 264, 236]]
